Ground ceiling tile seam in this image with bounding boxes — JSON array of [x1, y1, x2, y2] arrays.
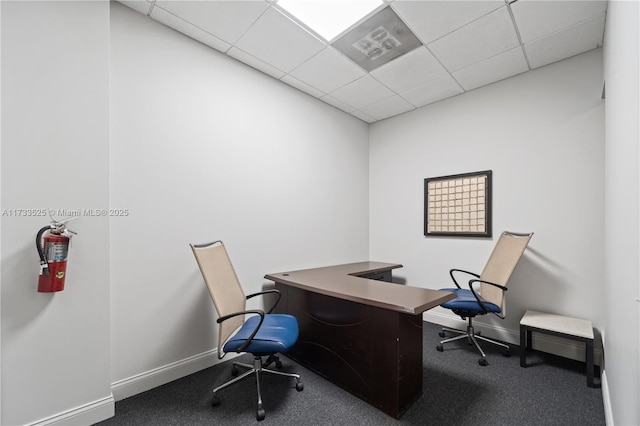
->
[[329, 2, 391, 44], [270, 3, 325, 43], [150, 4, 231, 53], [226, 45, 289, 77], [444, 72, 469, 97], [505, 1, 533, 70], [283, 47, 364, 94], [520, 12, 608, 49], [267, 3, 329, 46], [230, 3, 282, 50], [146, 0, 156, 16], [392, 2, 507, 47]]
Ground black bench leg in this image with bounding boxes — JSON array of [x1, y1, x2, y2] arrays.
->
[[520, 325, 527, 367]]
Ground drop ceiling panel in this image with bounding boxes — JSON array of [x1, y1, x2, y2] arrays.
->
[[392, 0, 505, 44], [329, 75, 396, 111], [511, 0, 608, 43], [234, 7, 326, 73], [453, 47, 529, 91], [525, 13, 606, 69], [118, 0, 151, 15], [350, 110, 376, 123], [370, 46, 448, 94], [154, 1, 269, 46], [117, 0, 608, 124], [427, 6, 520, 72], [400, 74, 464, 108], [359, 94, 415, 121], [281, 74, 325, 98], [321, 95, 357, 114], [150, 5, 231, 52], [289, 47, 366, 94], [226, 47, 286, 79]]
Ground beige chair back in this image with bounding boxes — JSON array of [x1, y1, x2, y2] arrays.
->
[[478, 232, 533, 313], [191, 241, 246, 355]]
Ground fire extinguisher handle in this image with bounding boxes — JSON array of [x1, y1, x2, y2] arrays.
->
[[36, 225, 51, 272]]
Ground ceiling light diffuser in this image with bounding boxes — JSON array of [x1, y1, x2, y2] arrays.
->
[[277, 0, 383, 41]]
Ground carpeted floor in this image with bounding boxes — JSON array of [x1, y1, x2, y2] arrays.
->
[[96, 321, 604, 425]]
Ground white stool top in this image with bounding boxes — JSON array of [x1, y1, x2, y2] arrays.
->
[[520, 310, 594, 339]]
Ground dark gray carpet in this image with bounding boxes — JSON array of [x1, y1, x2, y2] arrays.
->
[[96, 322, 604, 425]]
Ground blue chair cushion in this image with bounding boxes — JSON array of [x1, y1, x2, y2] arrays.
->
[[440, 288, 501, 313], [223, 314, 299, 355]]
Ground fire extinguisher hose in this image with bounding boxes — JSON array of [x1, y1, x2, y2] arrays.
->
[[36, 225, 51, 276]]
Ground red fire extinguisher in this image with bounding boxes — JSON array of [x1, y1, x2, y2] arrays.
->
[[36, 221, 76, 292]]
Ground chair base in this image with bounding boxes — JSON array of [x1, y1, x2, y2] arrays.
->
[[436, 318, 510, 366], [212, 354, 303, 421]]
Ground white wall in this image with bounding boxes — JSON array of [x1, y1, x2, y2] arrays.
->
[[1, 1, 113, 425], [369, 49, 605, 358], [603, 1, 640, 425], [109, 3, 370, 397]]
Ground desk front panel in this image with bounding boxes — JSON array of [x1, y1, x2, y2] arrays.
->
[[275, 283, 422, 419]]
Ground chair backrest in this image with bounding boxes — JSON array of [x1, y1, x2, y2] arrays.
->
[[479, 231, 533, 312], [190, 241, 246, 354]]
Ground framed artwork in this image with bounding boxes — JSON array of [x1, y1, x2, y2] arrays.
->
[[424, 170, 492, 237]]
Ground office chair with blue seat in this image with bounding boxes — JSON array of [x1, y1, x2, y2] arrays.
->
[[190, 240, 303, 421], [436, 231, 533, 366]]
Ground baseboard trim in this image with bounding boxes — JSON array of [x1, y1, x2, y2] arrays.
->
[[28, 395, 115, 426], [423, 311, 602, 365], [601, 369, 614, 425], [111, 349, 220, 401]]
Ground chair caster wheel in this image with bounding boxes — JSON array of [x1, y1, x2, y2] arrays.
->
[[439, 331, 446, 337], [436, 345, 444, 352], [256, 408, 265, 421], [231, 365, 239, 376], [478, 358, 488, 366], [296, 381, 304, 391], [211, 394, 221, 407], [503, 349, 511, 357]]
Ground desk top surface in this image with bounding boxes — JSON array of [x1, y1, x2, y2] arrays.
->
[[265, 261, 454, 315]]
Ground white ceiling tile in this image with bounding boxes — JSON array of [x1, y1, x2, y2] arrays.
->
[[281, 74, 325, 98], [329, 75, 396, 110], [370, 46, 447, 94], [453, 47, 529, 91], [289, 47, 365, 94], [234, 6, 326, 73], [321, 95, 357, 114], [359, 95, 415, 121], [511, 0, 608, 43], [400, 74, 464, 108], [226, 47, 286, 79], [428, 6, 520, 72], [150, 6, 231, 52], [350, 110, 377, 123], [392, 0, 505, 44], [525, 13, 606, 69], [154, 0, 269, 45], [119, 0, 152, 15]]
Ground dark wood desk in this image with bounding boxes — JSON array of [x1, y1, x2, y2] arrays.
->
[[265, 262, 454, 419]]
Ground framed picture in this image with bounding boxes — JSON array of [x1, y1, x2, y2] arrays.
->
[[424, 170, 492, 237]]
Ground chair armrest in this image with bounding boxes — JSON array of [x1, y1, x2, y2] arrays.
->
[[449, 269, 480, 289], [467, 279, 507, 315], [217, 309, 265, 353], [246, 289, 281, 314]]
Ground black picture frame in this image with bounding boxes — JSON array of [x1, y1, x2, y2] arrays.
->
[[424, 170, 492, 238]]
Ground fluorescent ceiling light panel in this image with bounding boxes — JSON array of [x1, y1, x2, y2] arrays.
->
[[278, 0, 383, 41]]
